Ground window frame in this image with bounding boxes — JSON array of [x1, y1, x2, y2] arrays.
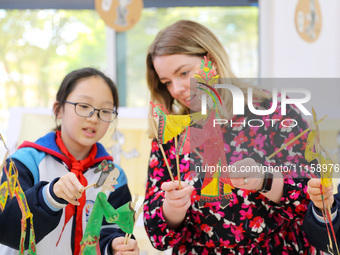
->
[[0, 0, 258, 9], [0, 0, 259, 106]]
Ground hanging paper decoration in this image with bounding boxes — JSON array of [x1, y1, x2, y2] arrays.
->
[[150, 103, 207, 153], [176, 127, 190, 155], [149, 102, 184, 186], [194, 56, 223, 113], [304, 109, 334, 187], [158, 115, 191, 144], [195, 55, 218, 83], [192, 57, 234, 207], [192, 110, 234, 207], [150, 102, 169, 117], [305, 130, 319, 162], [0, 182, 8, 212], [0, 134, 36, 255]]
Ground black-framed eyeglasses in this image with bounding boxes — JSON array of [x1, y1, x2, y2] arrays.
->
[[64, 101, 117, 122]]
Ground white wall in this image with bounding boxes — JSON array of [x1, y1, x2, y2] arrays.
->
[[258, 0, 340, 121], [259, 0, 340, 78]]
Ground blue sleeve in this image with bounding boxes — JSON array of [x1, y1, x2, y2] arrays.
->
[[98, 164, 133, 255], [0, 158, 63, 250], [302, 185, 340, 252]]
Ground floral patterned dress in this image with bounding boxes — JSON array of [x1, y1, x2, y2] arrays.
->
[[143, 99, 318, 255]]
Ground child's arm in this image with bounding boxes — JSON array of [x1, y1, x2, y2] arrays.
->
[[302, 179, 340, 251]]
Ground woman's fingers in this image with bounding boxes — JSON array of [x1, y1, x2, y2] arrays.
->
[[161, 180, 182, 191], [165, 194, 192, 208], [161, 181, 194, 209], [165, 185, 193, 198]]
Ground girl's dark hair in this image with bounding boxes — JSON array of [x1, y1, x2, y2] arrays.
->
[[54, 67, 119, 131]]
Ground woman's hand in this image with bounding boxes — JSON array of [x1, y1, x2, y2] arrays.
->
[[307, 178, 334, 210], [53, 172, 83, 205], [161, 181, 194, 229], [228, 158, 284, 203], [228, 158, 263, 190], [112, 236, 139, 255]]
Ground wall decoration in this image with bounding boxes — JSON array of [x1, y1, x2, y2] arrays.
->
[[295, 0, 322, 42], [95, 0, 143, 32]]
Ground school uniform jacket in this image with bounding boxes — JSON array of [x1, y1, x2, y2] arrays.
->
[[0, 132, 131, 255]]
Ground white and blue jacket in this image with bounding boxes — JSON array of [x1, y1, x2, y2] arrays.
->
[[0, 132, 132, 255]]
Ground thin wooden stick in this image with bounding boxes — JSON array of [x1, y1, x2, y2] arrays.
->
[[80, 183, 95, 192], [125, 233, 132, 244], [148, 116, 175, 182], [125, 194, 142, 244], [267, 115, 327, 160], [194, 148, 204, 161], [174, 136, 182, 189], [327, 206, 340, 254], [123, 233, 129, 245]]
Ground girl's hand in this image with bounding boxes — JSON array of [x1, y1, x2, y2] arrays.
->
[[111, 236, 139, 255], [161, 181, 194, 229], [307, 178, 334, 210], [53, 172, 83, 205]]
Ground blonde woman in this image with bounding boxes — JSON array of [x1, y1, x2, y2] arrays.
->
[[143, 20, 316, 254]]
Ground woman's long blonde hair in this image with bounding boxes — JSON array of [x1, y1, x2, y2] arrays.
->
[[146, 20, 268, 136]]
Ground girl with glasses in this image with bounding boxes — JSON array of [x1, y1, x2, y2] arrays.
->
[[0, 67, 139, 255]]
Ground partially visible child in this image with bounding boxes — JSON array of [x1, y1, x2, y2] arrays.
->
[[303, 178, 340, 252], [0, 68, 139, 255]]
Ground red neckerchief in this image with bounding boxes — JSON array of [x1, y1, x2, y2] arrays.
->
[[55, 130, 97, 255]]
